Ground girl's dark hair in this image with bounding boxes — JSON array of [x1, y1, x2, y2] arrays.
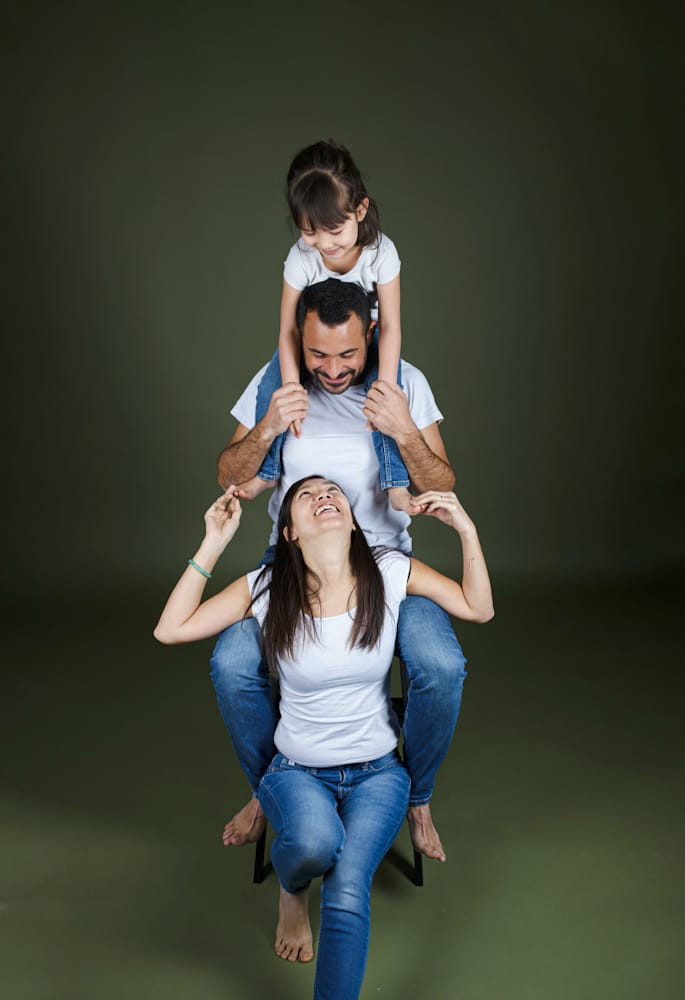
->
[[286, 139, 381, 249], [252, 476, 386, 678]]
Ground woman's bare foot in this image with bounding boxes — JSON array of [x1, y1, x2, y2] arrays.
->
[[407, 803, 447, 862], [274, 886, 314, 963], [222, 796, 267, 846]]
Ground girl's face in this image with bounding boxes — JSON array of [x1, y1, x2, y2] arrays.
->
[[299, 200, 368, 265]]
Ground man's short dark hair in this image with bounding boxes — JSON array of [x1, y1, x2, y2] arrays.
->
[[295, 279, 372, 335]]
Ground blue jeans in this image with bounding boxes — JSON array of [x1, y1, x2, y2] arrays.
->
[[258, 750, 410, 1000], [209, 595, 467, 805], [254, 333, 410, 489]]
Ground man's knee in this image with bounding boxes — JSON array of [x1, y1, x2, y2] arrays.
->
[[209, 618, 265, 690], [397, 596, 467, 687]]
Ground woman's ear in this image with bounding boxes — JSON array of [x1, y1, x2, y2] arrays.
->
[[283, 526, 298, 543], [356, 197, 369, 221]]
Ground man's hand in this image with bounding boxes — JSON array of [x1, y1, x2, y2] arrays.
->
[[362, 381, 415, 442], [261, 382, 308, 442]]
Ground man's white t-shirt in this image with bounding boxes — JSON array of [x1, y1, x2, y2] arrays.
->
[[284, 233, 401, 321], [247, 549, 410, 766], [231, 362, 443, 553]]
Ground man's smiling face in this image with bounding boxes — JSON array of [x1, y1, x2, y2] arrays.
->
[[301, 309, 373, 394]]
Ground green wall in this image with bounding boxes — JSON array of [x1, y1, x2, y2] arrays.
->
[[5, 1, 683, 598]]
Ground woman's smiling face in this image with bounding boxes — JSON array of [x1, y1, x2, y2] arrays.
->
[[286, 477, 353, 543]]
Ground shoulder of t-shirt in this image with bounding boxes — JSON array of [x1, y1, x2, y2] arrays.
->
[[283, 239, 318, 289], [246, 565, 272, 622], [366, 232, 401, 280], [230, 362, 270, 428], [374, 547, 411, 603], [398, 360, 444, 428], [398, 359, 434, 398]]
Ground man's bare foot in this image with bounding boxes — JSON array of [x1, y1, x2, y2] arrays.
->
[[274, 886, 314, 963], [222, 796, 267, 846], [407, 803, 447, 862]]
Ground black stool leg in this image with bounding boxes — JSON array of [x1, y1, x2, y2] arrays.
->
[[253, 828, 267, 884], [412, 849, 424, 887]]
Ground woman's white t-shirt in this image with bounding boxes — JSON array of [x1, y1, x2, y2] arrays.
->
[[247, 549, 410, 767]]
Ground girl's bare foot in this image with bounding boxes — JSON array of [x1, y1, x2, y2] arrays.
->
[[222, 796, 267, 846], [274, 886, 314, 963], [388, 486, 413, 512], [233, 476, 274, 501], [407, 803, 447, 862]]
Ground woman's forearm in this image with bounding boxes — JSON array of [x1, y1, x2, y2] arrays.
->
[[457, 525, 494, 622], [154, 538, 226, 643]]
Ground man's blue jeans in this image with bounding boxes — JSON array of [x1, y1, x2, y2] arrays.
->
[[258, 750, 410, 1000], [209, 596, 467, 806]]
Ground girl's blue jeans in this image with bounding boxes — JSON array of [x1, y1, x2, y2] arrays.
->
[[258, 750, 410, 1000], [209, 594, 467, 805], [254, 333, 410, 489]]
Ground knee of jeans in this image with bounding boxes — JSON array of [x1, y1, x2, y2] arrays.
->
[[322, 878, 369, 920], [286, 825, 344, 874], [209, 619, 265, 688], [399, 600, 467, 683]]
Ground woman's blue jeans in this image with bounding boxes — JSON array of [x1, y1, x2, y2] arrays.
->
[[254, 336, 410, 489], [209, 595, 467, 805], [258, 750, 410, 1000]]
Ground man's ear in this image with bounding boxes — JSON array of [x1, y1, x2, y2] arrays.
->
[[366, 320, 377, 345]]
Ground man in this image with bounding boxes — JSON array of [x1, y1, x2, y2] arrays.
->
[[212, 279, 466, 862]]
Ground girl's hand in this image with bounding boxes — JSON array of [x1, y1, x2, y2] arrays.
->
[[204, 487, 243, 545], [410, 491, 475, 534]]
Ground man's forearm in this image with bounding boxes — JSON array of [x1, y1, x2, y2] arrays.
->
[[217, 423, 275, 488], [397, 428, 456, 493]]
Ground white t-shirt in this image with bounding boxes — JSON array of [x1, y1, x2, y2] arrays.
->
[[247, 549, 410, 766], [231, 362, 443, 553], [284, 233, 401, 321]]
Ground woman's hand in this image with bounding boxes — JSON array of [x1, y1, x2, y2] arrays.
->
[[409, 490, 475, 534], [204, 486, 243, 547]]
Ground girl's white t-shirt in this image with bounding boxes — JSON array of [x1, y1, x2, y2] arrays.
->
[[247, 549, 410, 767], [284, 233, 401, 320]]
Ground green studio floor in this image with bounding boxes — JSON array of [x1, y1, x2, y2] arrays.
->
[[2, 575, 682, 1000]]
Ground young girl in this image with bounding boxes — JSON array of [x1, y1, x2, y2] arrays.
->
[[253, 139, 410, 510]]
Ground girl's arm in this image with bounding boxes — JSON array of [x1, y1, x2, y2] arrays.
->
[[278, 280, 306, 436], [406, 491, 495, 623], [278, 280, 304, 386], [154, 487, 253, 644], [375, 275, 402, 384]]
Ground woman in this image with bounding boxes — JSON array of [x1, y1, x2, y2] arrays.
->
[[155, 476, 493, 1000]]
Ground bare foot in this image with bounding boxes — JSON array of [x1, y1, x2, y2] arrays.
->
[[388, 486, 413, 513], [274, 886, 314, 963], [407, 803, 447, 862], [233, 476, 275, 501], [222, 796, 267, 846]]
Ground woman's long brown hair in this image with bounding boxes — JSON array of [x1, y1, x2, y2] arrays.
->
[[251, 476, 386, 678]]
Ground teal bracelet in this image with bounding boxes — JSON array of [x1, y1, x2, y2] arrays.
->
[[188, 558, 212, 580]]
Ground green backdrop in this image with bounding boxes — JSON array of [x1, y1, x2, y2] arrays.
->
[[3, 5, 684, 1000], [5, 1, 682, 599]]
